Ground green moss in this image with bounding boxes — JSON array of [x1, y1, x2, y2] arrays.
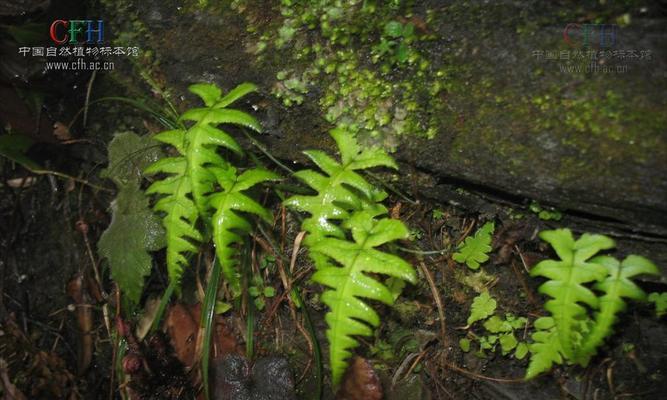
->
[[231, 0, 448, 146]]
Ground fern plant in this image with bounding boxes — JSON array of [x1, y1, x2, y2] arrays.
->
[[526, 229, 659, 379], [144, 82, 276, 290], [284, 128, 417, 385], [453, 221, 495, 270]]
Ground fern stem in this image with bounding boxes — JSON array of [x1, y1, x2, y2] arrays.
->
[[242, 241, 255, 360], [200, 257, 222, 400], [292, 288, 323, 400]]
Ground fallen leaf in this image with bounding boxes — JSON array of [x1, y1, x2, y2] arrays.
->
[[165, 303, 199, 368], [165, 303, 240, 369], [336, 357, 383, 400]]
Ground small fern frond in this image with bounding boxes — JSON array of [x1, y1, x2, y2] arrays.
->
[[574, 255, 658, 365], [530, 229, 614, 359], [209, 166, 279, 294], [310, 211, 416, 385], [452, 221, 494, 270]]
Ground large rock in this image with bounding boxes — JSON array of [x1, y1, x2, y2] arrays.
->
[[101, 0, 667, 235]]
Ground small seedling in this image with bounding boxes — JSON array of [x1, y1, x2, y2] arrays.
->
[[529, 201, 562, 221], [453, 222, 495, 270]]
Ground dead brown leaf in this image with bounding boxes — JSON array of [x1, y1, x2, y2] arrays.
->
[[336, 357, 383, 400], [165, 303, 240, 369]]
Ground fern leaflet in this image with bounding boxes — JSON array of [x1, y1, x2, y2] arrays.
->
[[284, 127, 396, 246], [525, 317, 563, 379]]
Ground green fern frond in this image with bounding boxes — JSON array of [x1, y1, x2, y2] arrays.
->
[[529, 229, 614, 359], [145, 154, 201, 286], [452, 221, 495, 270], [574, 255, 658, 365], [285, 128, 415, 386], [209, 166, 279, 294], [144, 82, 262, 288], [311, 211, 416, 384]]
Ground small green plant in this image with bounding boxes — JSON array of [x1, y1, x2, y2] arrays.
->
[[432, 208, 446, 220], [98, 132, 165, 304], [466, 290, 497, 326], [529, 201, 562, 221], [648, 292, 667, 317], [526, 229, 659, 379], [248, 274, 277, 311], [372, 20, 417, 64], [285, 128, 417, 385], [453, 222, 495, 270], [479, 314, 529, 358], [462, 291, 529, 360]]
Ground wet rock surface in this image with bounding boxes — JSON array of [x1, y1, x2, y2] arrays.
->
[[212, 354, 296, 400], [101, 0, 667, 239]]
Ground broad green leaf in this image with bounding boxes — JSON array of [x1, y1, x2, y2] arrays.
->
[[98, 182, 165, 303], [499, 333, 518, 355], [189, 83, 222, 107], [483, 315, 510, 333], [216, 82, 258, 108], [101, 131, 163, 186], [514, 342, 529, 360]]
